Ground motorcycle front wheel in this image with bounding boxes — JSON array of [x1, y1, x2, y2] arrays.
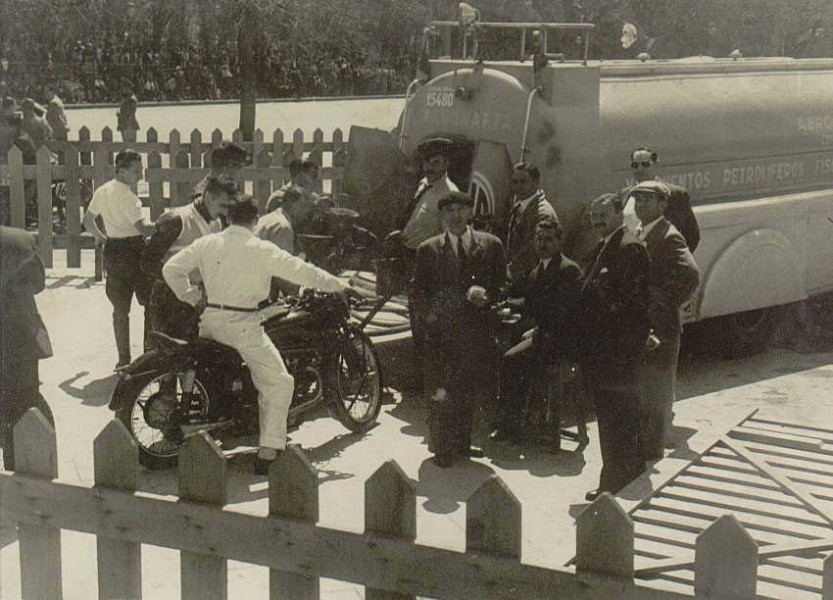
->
[[114, 370, 213, 470], [326, 331, 382, 433]]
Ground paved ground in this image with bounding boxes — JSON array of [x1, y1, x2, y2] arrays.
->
[[3, 250, 833, 599]]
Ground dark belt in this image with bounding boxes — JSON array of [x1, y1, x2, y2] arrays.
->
[[205, 302, 260, 313]]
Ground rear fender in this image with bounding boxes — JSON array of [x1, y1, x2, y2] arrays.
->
[[107, 350, 195, 411]]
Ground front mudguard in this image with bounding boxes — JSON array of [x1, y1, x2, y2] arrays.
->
[[107, 349, 195, 411]]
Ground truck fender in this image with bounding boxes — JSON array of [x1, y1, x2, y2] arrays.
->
[[697, 228, 805, 320]]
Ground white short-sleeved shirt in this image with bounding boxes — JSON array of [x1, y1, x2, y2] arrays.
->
[[87, 179, 144, 238]]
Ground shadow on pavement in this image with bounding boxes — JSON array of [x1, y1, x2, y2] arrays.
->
[[417, 457, 496, 515], [59, 371, 119, 406], [46, 274, 97, 290]]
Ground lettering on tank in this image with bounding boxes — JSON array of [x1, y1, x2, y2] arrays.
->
[[425, 87, 455, 108], [622, 155, 833, 197], [797, 116, 833, 147], [722, 161, 805, 186], [421, 103, 514, 134]]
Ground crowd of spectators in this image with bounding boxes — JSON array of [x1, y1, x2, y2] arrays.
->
[[0, 32, 415, 106]]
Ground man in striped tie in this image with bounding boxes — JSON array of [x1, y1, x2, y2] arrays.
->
[[505, 162, 560, 285]]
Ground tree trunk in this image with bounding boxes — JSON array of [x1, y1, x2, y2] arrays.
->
[[238, 1, 257, 141]]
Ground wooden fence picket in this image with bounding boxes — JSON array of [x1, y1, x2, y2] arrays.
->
[[694, 515, 757, 599], [93, 420, 141, 600], [8, 147, 25, 228], [174, 150, 191, 208], [823, 553, 833, 600], [147, 151, 165, 219], [272, 129, 285, 172], [467, 474, 522, 559], [190, 129, 203, 170], [311, 129, 324, 192], [13, 409, 62, 600], [169, 129, 181, 169], [253, 129, 264, 160], [211, 128, 223, 150], [293, 128, 305, 161], [575, 493, 634, 579], [232, 129, 244, 146], [364, 460, 417, 600], [36, 147, 54, 268], [254, 149, 273, 212], [268, 446, 320, 600], [64, 145, 82, 267], [332, 128, 345, 197], [178, 431, 229, 600]]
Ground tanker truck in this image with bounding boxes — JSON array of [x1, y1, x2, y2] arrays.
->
[[342, 21, 833, 357]]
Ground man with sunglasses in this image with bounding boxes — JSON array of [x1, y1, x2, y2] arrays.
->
[[623, 147, 700, 252]]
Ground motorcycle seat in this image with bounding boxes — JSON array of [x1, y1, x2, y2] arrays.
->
[[150, 331, 242, 362]]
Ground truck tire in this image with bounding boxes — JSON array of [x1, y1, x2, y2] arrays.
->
[[706, 306, 784, 358]]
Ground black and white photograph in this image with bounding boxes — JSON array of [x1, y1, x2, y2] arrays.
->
[[3, 1, 833, 598]]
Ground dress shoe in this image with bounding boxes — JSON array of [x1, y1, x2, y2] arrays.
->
[[433, 454, 454, 468], [463, 446, 486, 459], [254, 450, 284, 476], [585, 489, 601, 502]]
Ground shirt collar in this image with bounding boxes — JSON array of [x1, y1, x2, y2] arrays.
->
[[225, 224, 254, 237], [446, 226, 472, 251], [515, 190, 541, 212], [637, 216, 664, 239]]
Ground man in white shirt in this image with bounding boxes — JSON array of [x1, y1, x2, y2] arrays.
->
[[83, 150, 155, 368], [163, 195, 354, 474]]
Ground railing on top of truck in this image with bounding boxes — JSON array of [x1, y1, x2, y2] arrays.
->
[[425, 19, 595, 64]]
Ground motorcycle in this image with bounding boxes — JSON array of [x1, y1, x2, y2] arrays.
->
[[108, 290, 385, 469]]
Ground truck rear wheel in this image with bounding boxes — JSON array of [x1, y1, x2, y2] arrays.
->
[[705, 306, 784, 358]]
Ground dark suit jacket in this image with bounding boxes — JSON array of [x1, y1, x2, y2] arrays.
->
[[411, 229, 506, 394], [506, 190, 560, 282], [579, 226, 650, 372], [642, 218, 700, 341], [620, 182, 700, 252], [514, 253, 583, 361], [0, 226, 52, 364]]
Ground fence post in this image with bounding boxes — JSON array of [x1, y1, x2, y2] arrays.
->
[[36, 146, 54, 268], [365, 460, 417, 600], [332, 128, 344, 198], [232, 129, 244, 146], [65, 145, 82, 268], [466, 475, 522, 558], [211, 129, 223, 149], [694, 514, 757, 599], [94, 420, 141, 600], [271, 128, 285, 181], [13, 408, 62, 600], [575, 493, 634, 579], [147, 151, 165, 219], [253, 149, 272, 213], [178, 431, 228, 600], [268, 446, 320, 599], [8, 147, 25, 228]]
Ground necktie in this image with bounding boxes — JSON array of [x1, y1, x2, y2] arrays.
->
[[507, 203, 521, 244], [456, 235, 467, 274]]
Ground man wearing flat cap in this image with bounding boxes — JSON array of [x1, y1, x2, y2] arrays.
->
[[631, 180, 699, 460], [411, 191, 506, 468]]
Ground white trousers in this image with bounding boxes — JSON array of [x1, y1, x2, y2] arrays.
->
[[200, 311, 294, 450]]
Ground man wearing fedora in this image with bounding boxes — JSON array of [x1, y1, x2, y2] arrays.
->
[[387, 137, 459, 379], [631, 180, 699, 460], [411, 191, 506, 468]]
